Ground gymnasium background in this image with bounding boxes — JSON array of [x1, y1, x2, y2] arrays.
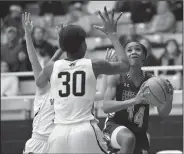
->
[[1, 1, 183, 154]]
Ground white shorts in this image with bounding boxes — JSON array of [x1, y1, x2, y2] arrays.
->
[[48, 120, 108, 153], [23, 134, 49, 154]]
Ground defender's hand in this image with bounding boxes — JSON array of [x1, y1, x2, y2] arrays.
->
[[93, 6, 123, 35], [105, 48, 116, 62], [55, 22, 64, 40], [22, 12, 33, 34]]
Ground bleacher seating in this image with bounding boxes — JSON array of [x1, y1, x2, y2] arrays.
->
[[1, 98, 33, 120]]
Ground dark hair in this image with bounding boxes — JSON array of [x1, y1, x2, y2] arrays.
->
[[59, 25, 86, 54], [123, 41, 148, 59], [163, 39, 180, 57]]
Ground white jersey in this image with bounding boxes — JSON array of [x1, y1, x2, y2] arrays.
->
[[32, 88, 54, 137], [50, 58, 97, 124]]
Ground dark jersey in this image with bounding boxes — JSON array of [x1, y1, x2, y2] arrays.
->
[[105, 70, 153, 133]]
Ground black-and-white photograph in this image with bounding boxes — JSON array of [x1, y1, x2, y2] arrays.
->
[[1, 0, 183, 154]]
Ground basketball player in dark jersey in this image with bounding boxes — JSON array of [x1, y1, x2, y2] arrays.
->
[[103, 41, 173, 154]]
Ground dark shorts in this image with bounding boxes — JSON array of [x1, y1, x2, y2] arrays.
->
[[103, 122, 150, 154]]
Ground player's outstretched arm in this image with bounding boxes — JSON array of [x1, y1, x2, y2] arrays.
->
[[36, 62, 54, 88], [22, 12, 42, 80], [50, 48, 63, 62], [95, 75, 107, 101], [94, 6, 129, 68], [92, 59, 129, 76], [23, 13, 64, 91], [49, 23, 65, 62], [103, 77, 149, 113], [95, 48, 114, 101]]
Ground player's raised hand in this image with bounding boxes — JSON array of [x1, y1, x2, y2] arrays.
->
[[93, 6, 123, 35], [22, 12, 33, 34], [105, 48, 116, 62], [55, 22, 64, 40]]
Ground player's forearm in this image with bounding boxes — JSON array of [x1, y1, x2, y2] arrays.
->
[[157, 101, 172, 117], [50, 48, 63, 62], [36, 69, 50, 88], [25, 31, 42, 78], [103, 98, 136, 113], [108, 33, 130, 71], [95, 75, 107, 101]]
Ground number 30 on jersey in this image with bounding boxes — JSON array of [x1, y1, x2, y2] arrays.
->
[[58, 71, 86, 97]]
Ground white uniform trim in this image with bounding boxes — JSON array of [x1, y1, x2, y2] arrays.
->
[[111, 126, 127, 149]]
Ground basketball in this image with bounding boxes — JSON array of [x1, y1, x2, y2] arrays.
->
[[143, 77, 174, 107]]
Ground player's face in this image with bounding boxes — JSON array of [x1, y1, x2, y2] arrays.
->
[[125, 42, 145, 66]]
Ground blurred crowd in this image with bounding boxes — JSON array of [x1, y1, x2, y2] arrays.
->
[[1, 0, 183, 96]]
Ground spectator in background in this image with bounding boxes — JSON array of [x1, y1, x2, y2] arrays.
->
[[114, 0, 131, 13], [1, 61, 19, 96], [87, 1, 115, 14], [139, 38, 162, 66], [148, 1, 176, 33], [130, 0, 156, 23], [1, 27, 28, 72], [39, 0, 68, 16], [32, 26, 55, 67], [3, 5, 24, 37], [161, 39, 182, 75], [1, 18, 7, 45], [171, 0, 183, 21], [66, 1, 89, 24], [161, 39, 182, 90]]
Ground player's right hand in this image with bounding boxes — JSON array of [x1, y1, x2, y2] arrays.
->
[[22, 12, 33, 34], [93, 6, 123, 35]]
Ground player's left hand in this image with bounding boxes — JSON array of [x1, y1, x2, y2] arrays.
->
[[93, 6, 123, 35], [55, 22, 64, 40]]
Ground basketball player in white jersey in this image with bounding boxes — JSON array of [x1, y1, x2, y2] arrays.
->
[[36, 7, 130, 153], [22, 12, 64, 154], [22, 12, 110, 153]]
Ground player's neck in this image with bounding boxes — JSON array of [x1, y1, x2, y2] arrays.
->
[[128, 66, 142, 80], [66, 52, 83, 61]]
